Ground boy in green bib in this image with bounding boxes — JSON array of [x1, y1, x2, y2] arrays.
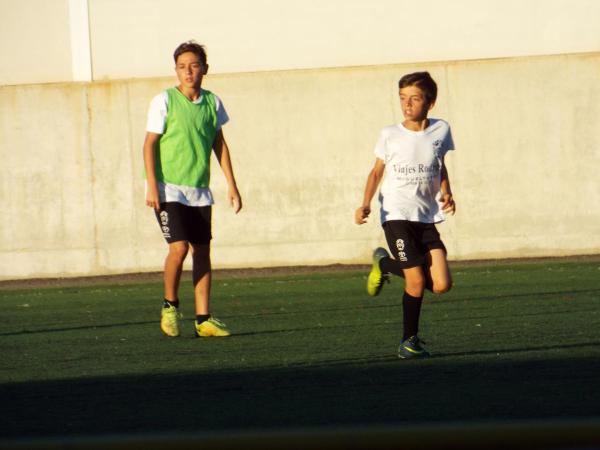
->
[[143, 41, 242, 338]]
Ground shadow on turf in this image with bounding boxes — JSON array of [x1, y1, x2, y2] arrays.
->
[[0, 321, 156, 337], [431, 340, 600, 358], [5, 286, 596, 338], [225, 287, 600, 322], [228, 288, 600, 319], [2, 353, 599, 439], [0, 318, 399, 338], [434, 287, 600, 304], [432, 306, 600, 324]]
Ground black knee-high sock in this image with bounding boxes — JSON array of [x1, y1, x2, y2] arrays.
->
[[380, 257, 405, 278], [402, 291, 423, 341]]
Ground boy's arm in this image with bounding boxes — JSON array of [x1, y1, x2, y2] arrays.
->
[[355, 158, 385, 225], [439, 158, 456, 215], [143, 132, 161, 211], [213, 129, 242, 214]]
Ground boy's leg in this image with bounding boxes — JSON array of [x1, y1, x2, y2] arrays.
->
[[367, 247, 391, 296], [191, 243, 231, 337], [380, 256, 405, 278], [366, 221, 409, 296], [378, 220, 430, 357], [416, 223, 451, 294], [398, 266, 429, 358], [381, 220, 422, 280], [191, 243, 211, 315], [155, 203, 192, 337], [155, 202, 192, 303], [164, 241, 189, 301], [403, 266, 426, 298], [402, 266, 425, 338], [160, 240, 188, 337], [425, 248, 452, 294]]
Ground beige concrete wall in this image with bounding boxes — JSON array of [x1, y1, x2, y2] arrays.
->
[[2, 0, 600, 85], [0, 0, 73, 85], [1, 53, 599, 279], [89, 0, 600, 78]]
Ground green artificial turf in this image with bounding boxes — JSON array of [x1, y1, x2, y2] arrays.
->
[[1, 259, 599, 439]]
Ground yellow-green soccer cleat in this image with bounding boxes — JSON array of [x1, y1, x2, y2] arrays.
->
[[195, 317, 231, 337], [367, 247, 390, 296], [160, 305, 181, 337]]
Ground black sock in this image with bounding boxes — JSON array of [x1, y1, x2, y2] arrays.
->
[[196, 314, 211, 324], [380, 257, 405, 278], [402, 291, 423, 341], [163, 298, 179, 309]]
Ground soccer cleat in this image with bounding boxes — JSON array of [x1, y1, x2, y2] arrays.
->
[[160, 304, 182, 337], [398, 335, 430, 359], [195, 317, 231, 337], [367, 247, 390, 296]]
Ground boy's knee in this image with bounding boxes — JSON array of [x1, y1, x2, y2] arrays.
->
[[168, 242, 189, 261], [432, 280, 452, 295], [405, 276, 426, 297]]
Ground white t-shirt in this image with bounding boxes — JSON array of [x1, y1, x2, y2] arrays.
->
[[374, 118, 454, 224], [145, 88, 230, 207]]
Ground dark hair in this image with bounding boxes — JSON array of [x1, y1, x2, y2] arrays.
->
[[398, 72, 437, 104], [173, 41, 207, 66]]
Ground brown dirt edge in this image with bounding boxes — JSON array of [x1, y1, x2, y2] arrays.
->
[[1, 254, 599, 290]]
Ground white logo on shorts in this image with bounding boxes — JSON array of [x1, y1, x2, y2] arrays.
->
[[396, 239, 408, 262], [159, 212, 170, 238], [159, 211, 169, 225], [396, 239, 405, 251]]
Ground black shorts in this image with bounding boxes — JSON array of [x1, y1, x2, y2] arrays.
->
[[155, 202, 212, 245], [382, 220, 446, 269]]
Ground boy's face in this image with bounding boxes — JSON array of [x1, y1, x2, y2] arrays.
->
[[175, 51, 207, 89], [399, 85, 434, 121]]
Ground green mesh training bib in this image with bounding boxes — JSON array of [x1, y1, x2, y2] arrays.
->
[[155, 87, 218, 188]]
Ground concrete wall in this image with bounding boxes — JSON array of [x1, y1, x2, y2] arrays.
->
[[2, 0, 600, 85], [1, 52, 599, 279], [0, 0, 74, 85], [88, 0, 600, 78]]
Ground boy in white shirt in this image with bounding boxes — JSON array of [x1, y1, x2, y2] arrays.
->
[[355, 72, 456, 359], [143, 41, 242, 338]]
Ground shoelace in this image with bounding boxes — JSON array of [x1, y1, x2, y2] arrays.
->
[[411, 336, 426, 346], [209, 317, 227, 327], [164, 308, 182, 321]]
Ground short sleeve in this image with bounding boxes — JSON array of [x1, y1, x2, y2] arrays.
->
[[443, 125, 455, 153], [146, 91, 168, 134], [214, 95, 230, 130], [373, 129, 387, 160]]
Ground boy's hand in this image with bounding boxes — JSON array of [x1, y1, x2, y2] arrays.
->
[[146, 186, 160, 211], [355, 206, 371, 225], [229, 187, 242, 214], [440, 193, 456, 215]]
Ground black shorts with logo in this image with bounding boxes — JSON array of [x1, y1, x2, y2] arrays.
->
[[382, 220, 446, 269], [154, 202, 212, 245]]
